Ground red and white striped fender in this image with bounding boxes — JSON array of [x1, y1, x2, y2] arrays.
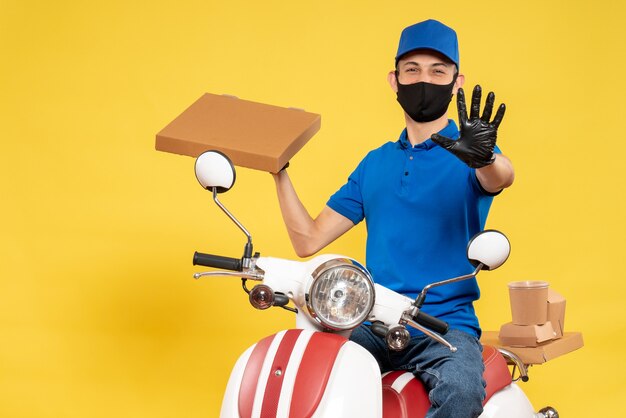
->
[[220, 329, 382, 418]]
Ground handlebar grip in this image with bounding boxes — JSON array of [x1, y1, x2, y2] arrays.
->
[[193, 252, 242, 271], [415, 311, 449, 335]]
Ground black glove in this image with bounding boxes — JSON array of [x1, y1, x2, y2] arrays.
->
[[431, 85, 505, 169]]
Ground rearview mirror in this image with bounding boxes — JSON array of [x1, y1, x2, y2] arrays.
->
[[467, 230, 510, 271], [194, 150, 236, 193]]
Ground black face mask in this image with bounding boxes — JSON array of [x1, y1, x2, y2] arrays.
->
[[395, 73, 458, 122]]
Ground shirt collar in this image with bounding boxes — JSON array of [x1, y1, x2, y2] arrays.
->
[[398, 119, 460, 150]]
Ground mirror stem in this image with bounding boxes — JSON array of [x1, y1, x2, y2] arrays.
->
[[414, 264, 483, 308], [212, 187, 254, 257]]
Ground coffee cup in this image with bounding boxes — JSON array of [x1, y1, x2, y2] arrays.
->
[[508, 281, 549, 325]]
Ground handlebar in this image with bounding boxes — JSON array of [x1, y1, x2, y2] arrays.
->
[[193, 251, 242, 271], [414, 311, 449, 335]]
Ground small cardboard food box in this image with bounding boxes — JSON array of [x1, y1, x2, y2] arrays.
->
[[498, 321, 557, 347], [547, 289, 566, 337], [155, 93, 321, 173]]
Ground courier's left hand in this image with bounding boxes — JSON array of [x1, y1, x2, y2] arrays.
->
[[431, 85, 505, 169]]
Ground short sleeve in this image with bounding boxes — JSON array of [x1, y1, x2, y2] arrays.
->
[[327, 162, 366, 225]]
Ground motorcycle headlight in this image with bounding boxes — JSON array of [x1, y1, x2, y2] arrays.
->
[[305, 258, 375, 331]]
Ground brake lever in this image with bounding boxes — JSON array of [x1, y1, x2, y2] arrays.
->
[[404, 317, 457, 352]]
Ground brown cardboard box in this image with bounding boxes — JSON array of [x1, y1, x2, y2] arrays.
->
[[547, 289, 566, 337], [498, 321, 557, 347], [155, 93, 321, 173], [481, 331, 584, 365]]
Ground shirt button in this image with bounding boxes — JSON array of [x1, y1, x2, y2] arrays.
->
[[409, 156, 414, 160]]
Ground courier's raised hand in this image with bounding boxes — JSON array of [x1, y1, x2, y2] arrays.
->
[[431, 85, 506, 169]]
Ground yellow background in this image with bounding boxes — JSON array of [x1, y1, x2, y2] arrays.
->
[[2, 0, 625, 416]]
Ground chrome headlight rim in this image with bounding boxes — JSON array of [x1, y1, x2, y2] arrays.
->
[[305, 258, 375, 331]]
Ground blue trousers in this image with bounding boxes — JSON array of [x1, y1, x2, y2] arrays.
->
[[350, 326, 486, 418]]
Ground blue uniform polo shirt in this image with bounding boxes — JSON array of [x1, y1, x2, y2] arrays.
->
[[327, 120, 500, 337]]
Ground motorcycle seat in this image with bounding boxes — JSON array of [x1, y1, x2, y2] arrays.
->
[[381, 345, 512, 417]]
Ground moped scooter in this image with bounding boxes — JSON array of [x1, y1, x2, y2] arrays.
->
[[190, 150, 559, 418]]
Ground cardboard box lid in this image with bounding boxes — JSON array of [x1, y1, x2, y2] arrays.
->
[[498, 321, 557, 347], [547, 289, 566, 303], [481, 331, 584, 365], [155, 93, 321, 173]]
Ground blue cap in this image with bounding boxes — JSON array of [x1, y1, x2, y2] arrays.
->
[[395, 19, 459, 68]]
